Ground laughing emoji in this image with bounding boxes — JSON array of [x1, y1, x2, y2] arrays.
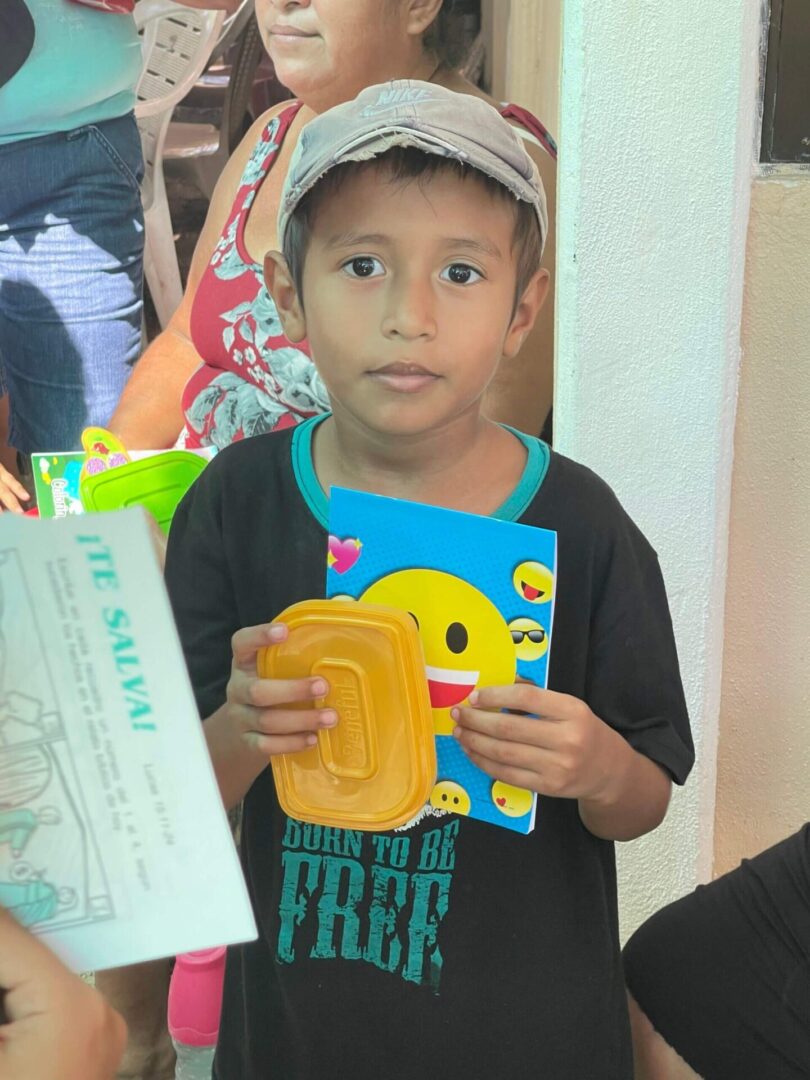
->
[[512, 560, 554, 604], [360, 568, 516, 734]]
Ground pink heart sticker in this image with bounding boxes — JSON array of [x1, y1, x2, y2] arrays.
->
[[328, 535, 362, 574]]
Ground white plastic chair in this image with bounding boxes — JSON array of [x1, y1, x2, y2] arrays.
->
[[164, 1, 263, 201], [135, 1, 225, 329]]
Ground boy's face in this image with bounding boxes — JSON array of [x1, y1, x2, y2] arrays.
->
[[266, 165, 547, 440]]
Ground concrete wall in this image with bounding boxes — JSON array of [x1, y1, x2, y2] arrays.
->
[[714, 171, 810, 875], [502, 0, 809, 913], [555, 0, 762, 936]]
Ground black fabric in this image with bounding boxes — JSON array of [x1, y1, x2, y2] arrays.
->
[[165, 429, 693, 1080], [0, 1, 35, 90], [540, 404, 553, 445], [624, 825, 810, 1080]]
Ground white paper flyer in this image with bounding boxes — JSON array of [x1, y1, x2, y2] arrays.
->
[[0, 509, 256, 972]]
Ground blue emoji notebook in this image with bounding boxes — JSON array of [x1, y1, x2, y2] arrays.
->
[[327, 487, 557, 834]]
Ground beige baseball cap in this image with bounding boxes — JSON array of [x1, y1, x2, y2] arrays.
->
[[278, 79, 548, 256]]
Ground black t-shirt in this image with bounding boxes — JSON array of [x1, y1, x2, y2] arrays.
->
[[624, 825, 810, 1078], [165, 422, 693, 1080]]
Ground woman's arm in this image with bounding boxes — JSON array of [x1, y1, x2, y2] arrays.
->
[[484, 143, 556, 438], [109, 104, 294, 449]]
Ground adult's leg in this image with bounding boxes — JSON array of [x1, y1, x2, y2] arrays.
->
[[0, 113, 144, 455], [94, 961, 176, 1080]]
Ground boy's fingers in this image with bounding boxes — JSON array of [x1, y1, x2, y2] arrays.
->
[[457, 746, 540, 793], [251, 731, 321, 757], [471, 683, 577, 717], [453, 704, 554, 748], [246, 704, 337, 737], [454, 720, 550, 771], [241, 674, 330, 711], [231, 623, 288, 669]]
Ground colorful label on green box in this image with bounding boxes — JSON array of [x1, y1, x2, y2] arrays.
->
[[31, 453, 86, 518], [32, 449, 215, 518]]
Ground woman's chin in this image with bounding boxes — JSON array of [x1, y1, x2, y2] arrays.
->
[[272, 62, 328, 101]]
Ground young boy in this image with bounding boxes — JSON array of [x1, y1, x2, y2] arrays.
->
[[165, 81, 694, 1079]]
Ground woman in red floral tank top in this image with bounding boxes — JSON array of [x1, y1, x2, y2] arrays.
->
[[108, 0, 557, 455]]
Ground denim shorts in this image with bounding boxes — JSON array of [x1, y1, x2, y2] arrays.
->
[[0, 111, 144, 453]]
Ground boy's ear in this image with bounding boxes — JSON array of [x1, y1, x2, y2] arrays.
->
[[405, 0, 444, 38], [502, 269, 550, 361], [264, 251, 307, 343]]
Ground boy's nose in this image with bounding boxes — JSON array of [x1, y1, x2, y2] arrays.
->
[[381, 276, 437, 342]]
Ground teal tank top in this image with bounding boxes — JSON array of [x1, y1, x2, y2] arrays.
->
[[0, 0, 142, 145]]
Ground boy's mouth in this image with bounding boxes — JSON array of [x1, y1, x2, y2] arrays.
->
[[425, 664, 479, 709], [369, 362, 439, 393]]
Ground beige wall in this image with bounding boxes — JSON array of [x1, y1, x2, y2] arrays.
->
[[714, 172, 810, 876], [505, 0, 561, 136], [482, 0, 561, 135]]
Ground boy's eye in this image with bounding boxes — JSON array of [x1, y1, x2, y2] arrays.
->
[[440, 263, 483, 286], [342, 256, 384, 278]]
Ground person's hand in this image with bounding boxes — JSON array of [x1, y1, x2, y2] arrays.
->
[[145, 511, 168, 571], [225, 623, 338, 758], [0, 463, 30, 514], [451, 684, 621, 801], [208, 622, 340, 808], [0, 907, 127, 1080]]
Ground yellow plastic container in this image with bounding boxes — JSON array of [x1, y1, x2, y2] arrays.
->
[[258, 600, 436, 831]]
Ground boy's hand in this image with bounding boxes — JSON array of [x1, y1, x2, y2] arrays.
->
[[0, 906, 127, 1080], [452, 683, 672, 840], [0, 463, 30, 513], [225, 623, 338, 756], [207, 623, 338, 809], [452, 684, 619, 802]]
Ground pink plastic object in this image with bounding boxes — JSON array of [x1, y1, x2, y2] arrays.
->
[[167, 948, 226, 1048]]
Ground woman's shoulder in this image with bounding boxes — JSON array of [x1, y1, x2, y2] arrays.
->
[[201, 98, 303, 235], [225, 99, 303, 185]]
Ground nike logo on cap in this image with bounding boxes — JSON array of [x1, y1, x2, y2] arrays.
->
[[361, 86, 435, 117]]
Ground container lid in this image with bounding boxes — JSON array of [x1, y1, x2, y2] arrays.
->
[[258, 600, 436, 831], [79, 451, 207, 534]]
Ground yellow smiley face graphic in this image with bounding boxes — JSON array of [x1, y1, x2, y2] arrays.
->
[[491, 781, 534, 818], [507, 617, 549, 662], [429, 780, 471, 816], [361, 569, 516, 735], [512, 561, 554, 604]]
